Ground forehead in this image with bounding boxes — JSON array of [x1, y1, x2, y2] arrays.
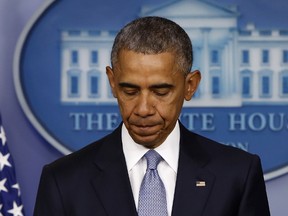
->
[[115, 50, 178, 74], [114, 51, 185, 87]]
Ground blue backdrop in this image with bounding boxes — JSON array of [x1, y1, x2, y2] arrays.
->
[[0, 0, 288, 215]]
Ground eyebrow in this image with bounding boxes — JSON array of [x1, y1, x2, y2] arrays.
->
[[150, 83, 174, 89], [118, 82, 174, 89], [118, 82, 139, 89]]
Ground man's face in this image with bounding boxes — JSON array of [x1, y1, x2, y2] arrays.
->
[[106, 50, 200, 148]]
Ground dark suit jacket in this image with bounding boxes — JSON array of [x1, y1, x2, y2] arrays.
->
[[34, 122, 270, 216]]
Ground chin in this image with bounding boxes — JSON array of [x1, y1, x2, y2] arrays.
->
[[134, 138, 162, 149]]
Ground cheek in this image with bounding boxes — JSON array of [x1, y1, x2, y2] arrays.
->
[[157, 101, 181, 118], [117, 98, 133, 118], [157, 96, 184, 117], [161, 92, 184, 107]]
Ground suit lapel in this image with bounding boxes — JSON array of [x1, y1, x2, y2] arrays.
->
[[172, 124, 215, 216], [90, 126, 138, 216]]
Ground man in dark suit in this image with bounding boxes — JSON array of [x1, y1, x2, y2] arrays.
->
[[34, 16, 270, 216]]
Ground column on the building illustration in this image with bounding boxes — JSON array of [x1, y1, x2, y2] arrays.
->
[[231, 28, 239, 96], [228, 38, 234, 97], [101, 49, 110, 102], [61, 48, 67, 102], [269, 69, 280, 99], [252, 61, 259, 100], [201, 28, 211, 99], [222, 42, 230, 97], [79, 48, 87, 102], [272, 57, 279, 100]]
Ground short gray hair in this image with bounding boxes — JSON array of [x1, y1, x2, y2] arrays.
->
[[111, 16, 193, 75]]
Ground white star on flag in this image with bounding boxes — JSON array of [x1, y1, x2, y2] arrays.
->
[[0, 152, 12, 171], [7, 202, 24, 216], [12, 183, 21, 196], [0, 204, 3, 216], [0, 178, 8, 193], [0, 127, 6, 146]]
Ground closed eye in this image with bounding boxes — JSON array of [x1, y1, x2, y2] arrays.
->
[[119, 82, 140, 96], [153, 89, 170, 96], [123, 88, 139, 96], [151, 83, 174, 97]]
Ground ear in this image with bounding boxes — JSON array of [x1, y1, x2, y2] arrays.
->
[[184, 70, 201, 101], [106, 66, 117, 98]]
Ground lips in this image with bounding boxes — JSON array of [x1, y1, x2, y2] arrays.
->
[[133, 124, 157, 130], [129, 123, 161, 136]]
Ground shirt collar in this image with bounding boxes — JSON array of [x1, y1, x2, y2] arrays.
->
[[122, 121, 180, 173]]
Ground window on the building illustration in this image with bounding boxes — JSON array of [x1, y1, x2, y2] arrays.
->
[[259, 30, 271, 36], [241, 70, 252, 98], [282, 76, 288, 95], [262, 50, 269, 64], [88, 30, 101, 36], [242, 50, 250, 64], [280, 71, 288, 96], [88, 70, 101, 98], [90, 50, 99, 65], [68, 30, 81, 36], [259, 71, 272, 98], [71, 50, 79, 65], [210, 70, 221, 97], [262, 76, 270, 95], [239, 30, 251, 36], [90, 77, 98, 94], [242, 77, 251, 97], [68, 69, 81, 97], [283, 50, 288, 64], [71, 76, 79, 94], [212, 76, 220, 96], [280, 30, 288, 36], [211, 50, 220, 65]]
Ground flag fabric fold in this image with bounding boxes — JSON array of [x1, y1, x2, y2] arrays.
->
[[0, 115, 25, 216]]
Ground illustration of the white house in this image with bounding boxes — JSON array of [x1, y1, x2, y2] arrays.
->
[[60, 0, 288, 106]]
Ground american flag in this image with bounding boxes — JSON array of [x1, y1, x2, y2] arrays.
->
[[0, 115, 25, 216]]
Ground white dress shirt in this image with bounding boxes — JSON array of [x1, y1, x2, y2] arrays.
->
[[122, 122, 180, 216]]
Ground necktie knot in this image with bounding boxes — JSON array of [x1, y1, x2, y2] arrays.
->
[[144, 150, 162, 170]]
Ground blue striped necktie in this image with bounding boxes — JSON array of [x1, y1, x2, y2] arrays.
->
[[138, 150, 168, 216]]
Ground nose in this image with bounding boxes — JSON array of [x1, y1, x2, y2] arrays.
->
[[134, 93, 155, 117]]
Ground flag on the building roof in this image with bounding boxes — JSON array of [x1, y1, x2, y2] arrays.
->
[[0, 114, 25, 216]]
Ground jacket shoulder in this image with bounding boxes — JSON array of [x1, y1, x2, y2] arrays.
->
[[45, 126, 122, 174], [180, 123, 259, 165]]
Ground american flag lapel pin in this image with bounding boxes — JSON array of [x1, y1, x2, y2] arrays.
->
[[196, 181, 206, 187]]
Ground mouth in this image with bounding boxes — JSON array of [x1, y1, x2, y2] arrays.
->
[[130, 123, 161, 136], [134, 124, 155, 128], [133, 124, 157, 130], [125, 120, 167, 147]]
